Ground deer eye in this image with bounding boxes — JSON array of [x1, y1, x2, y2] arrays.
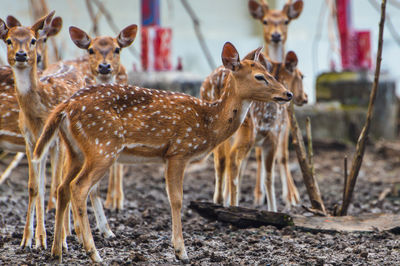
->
[[263, 20, 268, 25], [88, 48, 94, 54], [31, 38, 36, 45], [6, 39, 12, 45], [255, 75, 268, 84], [284, 20, 289, 25], [114, 47, 120, 54]]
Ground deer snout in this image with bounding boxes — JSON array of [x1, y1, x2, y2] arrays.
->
[[15, 51, 27, 62], [271, 33, 282, 43], [98, 63, 111, 75], [37, 54, 42, 63]]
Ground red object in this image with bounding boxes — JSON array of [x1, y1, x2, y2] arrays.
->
[[355, 31, 372, 69], [141, 26, 172, 71], [335, 0, 371, 70]]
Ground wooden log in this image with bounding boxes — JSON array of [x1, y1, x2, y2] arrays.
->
[[188, 201, 294, 229]]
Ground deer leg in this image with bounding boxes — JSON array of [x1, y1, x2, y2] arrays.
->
[[35, 155, 47, 249], [51, 154, 82, 261], [0, 152, 24, 185], [21, 148, 37, 249], [165, 158, 189, 262], [213, 141, 229, 205], [89, 183, 115, 238], [70, 159, 113, 263], [254, 147, 265, 205], [104, 164, 115, 210], [48, 143, 64, 212], [115, 163, 124, 210], [279, 124, 300, 209], [227, 131, 253, 207], [262, 141, 278, 212]]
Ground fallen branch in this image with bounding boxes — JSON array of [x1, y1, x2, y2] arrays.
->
[[189, 201, 293, 229], [288, 104, 326, 214], [339, 0, 387, 216]]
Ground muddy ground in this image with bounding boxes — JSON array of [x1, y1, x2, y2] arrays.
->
[[0, 143, 400, 265]]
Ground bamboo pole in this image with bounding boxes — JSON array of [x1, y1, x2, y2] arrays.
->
[[339, 0, 387, 216]]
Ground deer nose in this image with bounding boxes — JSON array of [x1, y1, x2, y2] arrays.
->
[[285, 91, 293, 100], [271, 33, 282, 43], [98, 63, 111, 74], [15, 51, 27, 62], [37, 54, 42, 63]]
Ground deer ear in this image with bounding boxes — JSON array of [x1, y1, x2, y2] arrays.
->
[[243, 46, 263, 61], [69, 26, 91, 49], [222, 42, 240, 71], [46, 17, 62, 37], [259, 53, 274, 73], [248, 0, 266, 20], [117, 24, 137, 48], [0, 19, 9, 41], [31, 10, 55, 35], [284, 51, 298, 72], [284, 0, 303, 20], [6, 16, 21, 28]]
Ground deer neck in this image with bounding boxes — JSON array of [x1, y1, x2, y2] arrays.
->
[[13, 65, 38, 96], [12, 64, 46, 121], [206, 75, 253, 144], [266, 42, 284, 62]]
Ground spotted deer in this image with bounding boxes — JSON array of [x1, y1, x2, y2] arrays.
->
[[0, 11, 98, 250], [0, 15, 62, 186], [248, 0, 303, 62], [248, 0, 305, 209], [33, 42, 292, 262], [68, 25, 137, 212], [201, 50, 307, 210]]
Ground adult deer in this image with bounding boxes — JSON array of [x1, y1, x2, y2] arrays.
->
[[248, 0, 305, 209], [0, 15, 62, 186], [33, 42, 292, 262]]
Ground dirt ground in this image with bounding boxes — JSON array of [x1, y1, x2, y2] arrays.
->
[[0, 143, 400, 265]]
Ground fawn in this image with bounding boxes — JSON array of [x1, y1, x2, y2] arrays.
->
[[33, 42, 292, 262], [201, 50, 307, 210], [0, 15, 62, 185], [248, 0, 305, 209]]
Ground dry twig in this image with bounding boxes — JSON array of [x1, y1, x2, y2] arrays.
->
[[288, 104, 326, 214], [339, 0, 387, 216], [180, 0, 216, 71]]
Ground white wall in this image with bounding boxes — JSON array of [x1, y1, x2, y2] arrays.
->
[[0, 0, 399, 102]]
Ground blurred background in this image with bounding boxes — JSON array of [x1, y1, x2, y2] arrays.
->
[[0, 0, 399, 141]]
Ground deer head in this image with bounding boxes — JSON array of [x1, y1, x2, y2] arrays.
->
[[280, 51, 307, 106], [0, 11, 55, 70], [248, 0, 303, 61], [222, 42, 292, 103], [69, 24, 137, 83]]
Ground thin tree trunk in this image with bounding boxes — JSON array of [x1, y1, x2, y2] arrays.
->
[[339, 0, 387, 216]]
